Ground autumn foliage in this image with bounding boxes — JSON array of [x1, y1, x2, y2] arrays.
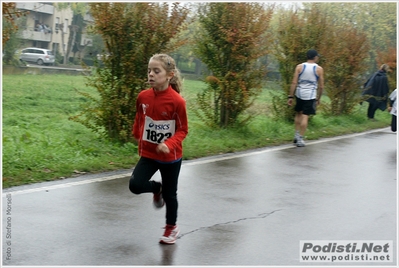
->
[[272, 3, 372, 117], [2, 2, 27, 45], [377, 46, 397, 93], [320, 22, 370, 115], [194, 2, 274, 127], [70, 3, 189, 143], [64, 2, 396, 139], [271, 4, 328, 120]]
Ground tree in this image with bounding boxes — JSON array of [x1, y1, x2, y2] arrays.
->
[[2, 2, 27, 45], [358, 3, 396, 74], [70, 2, 189, 143], [194, 2, 274, 127], [314, 3, 375, 115], [377, 46, 397, 94], [320, 21, 370, 115], [271, 4, 328, 121], [316, 2, 396, 76], [82, 33, 106, 64], [272, 3, 372, 117]]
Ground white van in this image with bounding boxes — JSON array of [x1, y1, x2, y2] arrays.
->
[[19, 47, 55, 65]]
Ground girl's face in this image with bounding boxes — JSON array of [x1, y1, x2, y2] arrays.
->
[[148, 59, 173, 91]]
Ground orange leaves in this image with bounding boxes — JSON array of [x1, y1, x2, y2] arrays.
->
[[206, 76, 220, 85], [320, 22, 370, 115], [75, 3, 189, 142], [377, 47, 397, 70], [274, 3, 373, 116], [2, 2, 28, 45], [195, 3, 273, 127], [377, 46, 397, 91]]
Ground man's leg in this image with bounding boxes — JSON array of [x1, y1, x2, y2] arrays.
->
[[294, 112, 302, 134], [294, 112, 309, 147], [294, 112, 302, 143], [295, 112, 309, 136], [299, 113, 309, 136]]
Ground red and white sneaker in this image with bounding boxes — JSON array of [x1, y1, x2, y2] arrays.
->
[[159, 224, 180, 244], [153, 188, 164, 209]]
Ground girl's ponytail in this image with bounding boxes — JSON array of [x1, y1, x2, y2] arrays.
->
[[169, 68, 182, 94]]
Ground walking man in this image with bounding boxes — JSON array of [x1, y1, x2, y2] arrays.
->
[[287, 49, 324, 147], [362, 64, 390, 120]]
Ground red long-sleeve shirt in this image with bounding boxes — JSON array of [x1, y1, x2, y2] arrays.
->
[[133, 86, 188, 162]]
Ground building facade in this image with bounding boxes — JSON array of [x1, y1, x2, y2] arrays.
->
[[16, 2, 93, 62]]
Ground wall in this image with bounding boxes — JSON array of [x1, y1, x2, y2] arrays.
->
[[2, 66, 85, 76]]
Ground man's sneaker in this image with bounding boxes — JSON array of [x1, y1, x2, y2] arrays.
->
[[160, 225, 180, 244], [296, 136, 305, 147], [153, 187, 165, 209]]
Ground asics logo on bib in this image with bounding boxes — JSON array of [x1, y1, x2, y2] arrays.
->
[[143, 116, 176, 144], [148, 123, 171, 131]]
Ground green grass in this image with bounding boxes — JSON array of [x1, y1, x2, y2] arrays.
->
[[2, 74, 391, 188]]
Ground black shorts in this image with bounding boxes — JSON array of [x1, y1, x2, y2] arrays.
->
[[295, 97, 317, 115]]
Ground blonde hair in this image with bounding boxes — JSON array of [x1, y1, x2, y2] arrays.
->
[[150, 54, 183, 93]]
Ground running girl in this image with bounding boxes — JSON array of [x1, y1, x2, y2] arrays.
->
[[129, 54, 188, 244]]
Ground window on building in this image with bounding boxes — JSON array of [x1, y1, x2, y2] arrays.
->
[[55, 17, 60, 31], [64, 19, 68, 33], [52, 43, 59, 55]]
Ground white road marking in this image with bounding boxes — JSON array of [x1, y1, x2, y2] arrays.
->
[[2, 174, 131, 196], [2, 128, 390, 196]]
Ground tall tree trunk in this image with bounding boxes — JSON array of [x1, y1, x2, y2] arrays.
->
[[59, 23, 67, 65], [66, 25, 79, 64]]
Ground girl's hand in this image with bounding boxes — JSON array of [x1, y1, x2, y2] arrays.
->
[[156, 143, 170, 154]]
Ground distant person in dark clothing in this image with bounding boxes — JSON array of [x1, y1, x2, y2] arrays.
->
[[362, 64, 390, 120]]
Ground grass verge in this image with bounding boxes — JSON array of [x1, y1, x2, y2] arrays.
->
[[2, 74, 391, 188]]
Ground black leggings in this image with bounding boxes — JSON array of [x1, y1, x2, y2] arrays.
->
[[129, 157, 182, 225]]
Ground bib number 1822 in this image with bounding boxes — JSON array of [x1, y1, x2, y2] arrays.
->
[[145, 130, 172, 143]]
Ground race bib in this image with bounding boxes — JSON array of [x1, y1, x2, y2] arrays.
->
[[142, 116, 175, 144]]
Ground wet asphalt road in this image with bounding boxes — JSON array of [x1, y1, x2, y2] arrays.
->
[[2, 128, 397, 267]]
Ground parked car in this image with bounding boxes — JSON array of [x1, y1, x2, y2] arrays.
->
[[19, 47, 55, 65]]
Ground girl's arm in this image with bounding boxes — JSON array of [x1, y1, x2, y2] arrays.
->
[[163, 100, 188, 150]]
